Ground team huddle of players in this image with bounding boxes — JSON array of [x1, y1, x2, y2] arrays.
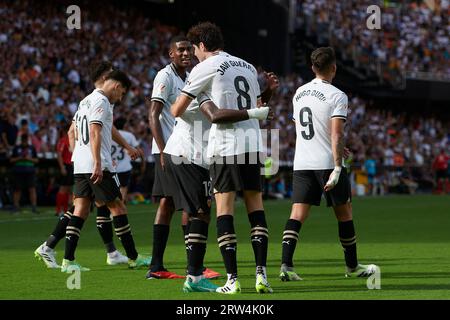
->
[[34, 22, 377, 294]]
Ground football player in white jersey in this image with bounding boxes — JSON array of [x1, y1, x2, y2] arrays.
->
[[171, 22, 277, 294], [279, 47, 378, 281], [34, 62, 138, 269], [145, 36, 193, 280], [60, 70, 150, 272], [111, 117, 143, 203], [169, 88, 273, 293]]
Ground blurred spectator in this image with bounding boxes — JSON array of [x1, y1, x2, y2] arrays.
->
[[363, 153, 377, 194], [0, 0, 447, 202], [399, 168, 419, 195], [297, 0, 450, 86], [10, 134, 39, 213], [1, 114, 18, 148], [432, 149, 449, 193]]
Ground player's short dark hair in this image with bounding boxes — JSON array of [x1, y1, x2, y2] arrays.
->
[[105, 70, 131, 91], [187, 22, 224, 52], [169, 35, 189, 49], [113, 117, 127, 130], [311, 47, 336, 74], [89, 61, 114, 83]]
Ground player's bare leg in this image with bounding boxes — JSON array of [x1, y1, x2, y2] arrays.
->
[[243, 190, 272, 293], [120, 186, 128, 204]]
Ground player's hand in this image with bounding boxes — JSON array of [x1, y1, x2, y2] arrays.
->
[[264, 72, 280, 91], [160, 153, 165, 171], [324, 166, 342, 192], [126, 146, 140, 161], [247, 104, 272, 120], [60, 166, 67, 176], [344, 147, 351, 159], [90, 162, 103, 185]]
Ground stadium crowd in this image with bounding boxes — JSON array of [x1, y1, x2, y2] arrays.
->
[[297, 0, 450, 85], [0, 0, 448, 207]]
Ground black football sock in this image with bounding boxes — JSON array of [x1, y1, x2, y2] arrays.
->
[[113, 215, 138, 261], [96, 205, 116, 253], [46, 206, 74, 249], [281, 219, 302, 268], [217, 215, 237, 277], [187, 219, 208, 276], [338, 220, 358, 269], [150, 224, 170, 272], [182, 221, 190, 266], [64, 215, 85, 261], [248, 210, 269, 268]]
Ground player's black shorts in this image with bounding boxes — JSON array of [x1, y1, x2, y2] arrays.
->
[[209, 152, 263, 193], [292, 169, 351, 207], [165, 154, 211, 216], [152, 153, 176, 199], [12, 170, 36, 189], [117, 171, 131, 188], [74, 171, 122, 202], [59, 164, 74, 186]]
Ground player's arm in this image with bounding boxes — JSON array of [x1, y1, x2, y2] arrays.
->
[[199, 97, 273, 123], [324, 118, 345, 192], [171, 95, 193, 117], [325, 94, 348, 191], [111, 126, 139, 160], [89, 123, 103, 184], [260, 71, 279, 104], [172, 62, 215, 118], [147, 98, 167, 168]]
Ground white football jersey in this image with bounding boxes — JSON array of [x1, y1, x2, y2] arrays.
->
[[111, 130, 139, 173], [164, 93, 211, 169], [292, 78, 348, 170], [181, 51, 263, 158], [151, 63, 188, 154], [72, 89, 114, 174]]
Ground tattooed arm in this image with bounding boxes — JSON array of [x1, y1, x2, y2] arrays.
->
[[324, 118, 346, 191]]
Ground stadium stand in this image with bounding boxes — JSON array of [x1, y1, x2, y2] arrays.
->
[[0, 0, 448, 208]]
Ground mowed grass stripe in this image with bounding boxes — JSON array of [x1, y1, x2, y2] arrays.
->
[[0, 195, 449, 299]]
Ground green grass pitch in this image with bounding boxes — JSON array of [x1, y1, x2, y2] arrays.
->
[[0, 195, 449, 300]]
